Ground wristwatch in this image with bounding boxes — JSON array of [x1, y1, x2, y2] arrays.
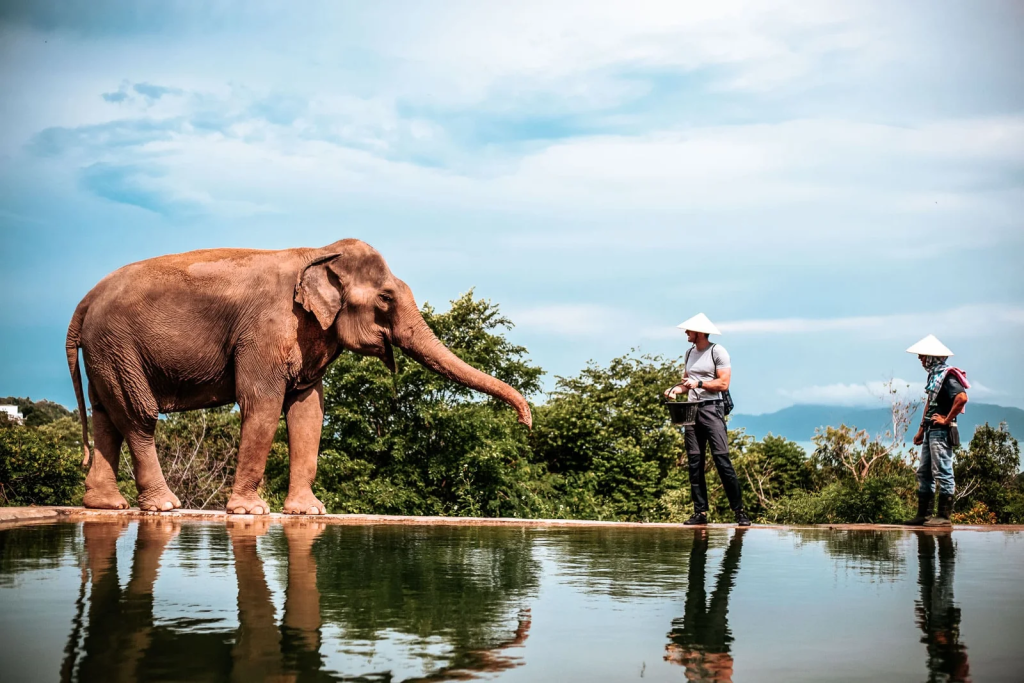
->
[[697, 381, 703, 389]]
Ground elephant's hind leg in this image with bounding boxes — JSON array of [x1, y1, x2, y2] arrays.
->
[[82, 403, 129, 510], [282, 383, 327, 515], [125, 426, 182, 512]]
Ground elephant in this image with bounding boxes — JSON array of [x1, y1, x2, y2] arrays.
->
[[66, 238, 532, 515]]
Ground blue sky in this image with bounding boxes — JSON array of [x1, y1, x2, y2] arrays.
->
[[1, 0, 1022, 415]]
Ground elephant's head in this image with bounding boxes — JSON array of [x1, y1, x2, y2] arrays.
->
[[295, 239, 532, 427]]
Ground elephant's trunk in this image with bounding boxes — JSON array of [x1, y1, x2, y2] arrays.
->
[[393, 306, 532, 428]]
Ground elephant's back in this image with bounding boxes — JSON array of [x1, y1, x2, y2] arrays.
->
[[78, 247, 303, 355]]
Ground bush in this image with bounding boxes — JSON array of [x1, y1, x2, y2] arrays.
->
[[3, 293, 1021, 526], [0, 418, 84, 506], [954, 423, 1022, 523], [951, 501, 998, 525], [282, 291, 552, 518], [531, 353, 689, 522]]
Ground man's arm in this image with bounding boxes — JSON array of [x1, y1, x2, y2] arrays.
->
[[686, 367, 731, 392], [931, 392, 968, 427], [664, 352, 692, 398]]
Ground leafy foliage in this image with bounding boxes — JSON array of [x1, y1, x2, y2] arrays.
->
[[0, 417, 84, 506], [266, 291, 553, 518], [531, 353, 690, 522], [2, 293, 1021, 524], [953, 422, 1023, 523]]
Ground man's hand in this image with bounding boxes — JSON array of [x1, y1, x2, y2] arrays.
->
[[931, 414, 949, 427], [682, 378, 699, 391], [913, 429, 924, 446], [664, 385, 684, 399]]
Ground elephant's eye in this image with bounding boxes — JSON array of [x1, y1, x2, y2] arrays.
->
[[379, 293, 393, 304]]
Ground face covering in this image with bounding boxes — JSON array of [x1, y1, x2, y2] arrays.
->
[[923, 355, 949, 393]]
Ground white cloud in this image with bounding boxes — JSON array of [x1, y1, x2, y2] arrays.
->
[[779, 378, 923, 407], [779, 377, 995, 407], [508, 304, 632, 337], [720, 304, 1024, 338]]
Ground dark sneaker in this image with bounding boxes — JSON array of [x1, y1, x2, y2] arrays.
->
[[684, 512, 707, 526], [735, 510, 751, 527]]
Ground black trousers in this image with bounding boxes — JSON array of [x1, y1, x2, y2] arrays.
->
[[684, 403, 743, 513]]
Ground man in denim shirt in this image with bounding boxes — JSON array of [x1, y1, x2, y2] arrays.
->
[[903, 335, 969, 527]]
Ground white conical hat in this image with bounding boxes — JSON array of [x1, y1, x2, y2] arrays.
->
[[906, 334, 954, 357], [677, 312, 721, 336]]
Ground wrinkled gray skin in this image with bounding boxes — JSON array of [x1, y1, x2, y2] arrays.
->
[[66, 239, 532, 515]]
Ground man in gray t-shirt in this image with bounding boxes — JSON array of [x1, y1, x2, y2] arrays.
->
[[664, 313, 749, 527], [683, 343, 731, 402]]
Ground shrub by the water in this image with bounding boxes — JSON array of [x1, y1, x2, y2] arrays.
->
[[264, 291, 556, 519], [2, 292, 1022, 524], [953, 422, 1022, 523], [0, 417, 84, 506], [531, 353, 690, 522]]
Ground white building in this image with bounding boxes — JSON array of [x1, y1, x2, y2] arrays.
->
[[0, 405, 24, 424]]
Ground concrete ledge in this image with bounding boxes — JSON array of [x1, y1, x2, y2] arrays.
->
[[0, 507, 62, 528], [2, 506, 1022, 531]]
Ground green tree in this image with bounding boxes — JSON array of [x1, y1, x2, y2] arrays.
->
[[954, 422, 1022, 523], [733, 434, 810, 515], [265, 291, 551, 517], [531, 352, 690, 522], [0, 417, 84, 506]]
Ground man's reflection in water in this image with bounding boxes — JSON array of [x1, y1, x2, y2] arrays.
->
[[664, 529, 745, 683], [914, 531, 970, 683]]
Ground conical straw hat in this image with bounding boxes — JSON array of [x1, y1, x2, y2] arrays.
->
[[677, 313, 721, 336], [906, 334, 954, 356]]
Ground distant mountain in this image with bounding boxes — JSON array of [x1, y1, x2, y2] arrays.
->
[[729, 402, 1024, 445]]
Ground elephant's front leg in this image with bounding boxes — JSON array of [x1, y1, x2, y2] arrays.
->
[[282, 382, 327, 515], [227, 391, 285, 515]]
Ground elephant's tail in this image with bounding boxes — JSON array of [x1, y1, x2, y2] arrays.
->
[[66, 301, 91, 468]]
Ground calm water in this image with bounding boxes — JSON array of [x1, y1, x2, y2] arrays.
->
[[1, 520, 1021, 682]]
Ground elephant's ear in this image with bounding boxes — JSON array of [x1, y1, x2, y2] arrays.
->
[[295, 252, 344, 330]]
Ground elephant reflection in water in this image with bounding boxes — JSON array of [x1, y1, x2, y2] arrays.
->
[[62, 518, 329, 682], [227, 518, 328, 682], [914, 531, 970, 683], [664, 529, 746, 683], [67, 518, 181, 683], [63, 520, 531, 682]]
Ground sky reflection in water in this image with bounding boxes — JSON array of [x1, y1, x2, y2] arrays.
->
[[0, 521, 1021, 682]]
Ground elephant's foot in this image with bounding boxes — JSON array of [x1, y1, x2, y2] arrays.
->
[[283, 490, 326, 516], [136, 484, 181, 512], [226, 493, 271, 515], [83, 485, 129, 510]]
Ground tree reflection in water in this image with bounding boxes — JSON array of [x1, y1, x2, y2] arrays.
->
[[57, 520, 535, 682], [790, 529, 906, 582], [312, 525, 538, 679], [664, 529, 746, 683], [914, 532, 970, 683]]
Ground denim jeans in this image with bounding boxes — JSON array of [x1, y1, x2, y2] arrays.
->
[[918, 427, 955, 495]]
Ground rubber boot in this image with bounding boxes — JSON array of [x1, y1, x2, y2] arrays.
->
[[903, 491, 934, 526], [923, 493, 953, 527]]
